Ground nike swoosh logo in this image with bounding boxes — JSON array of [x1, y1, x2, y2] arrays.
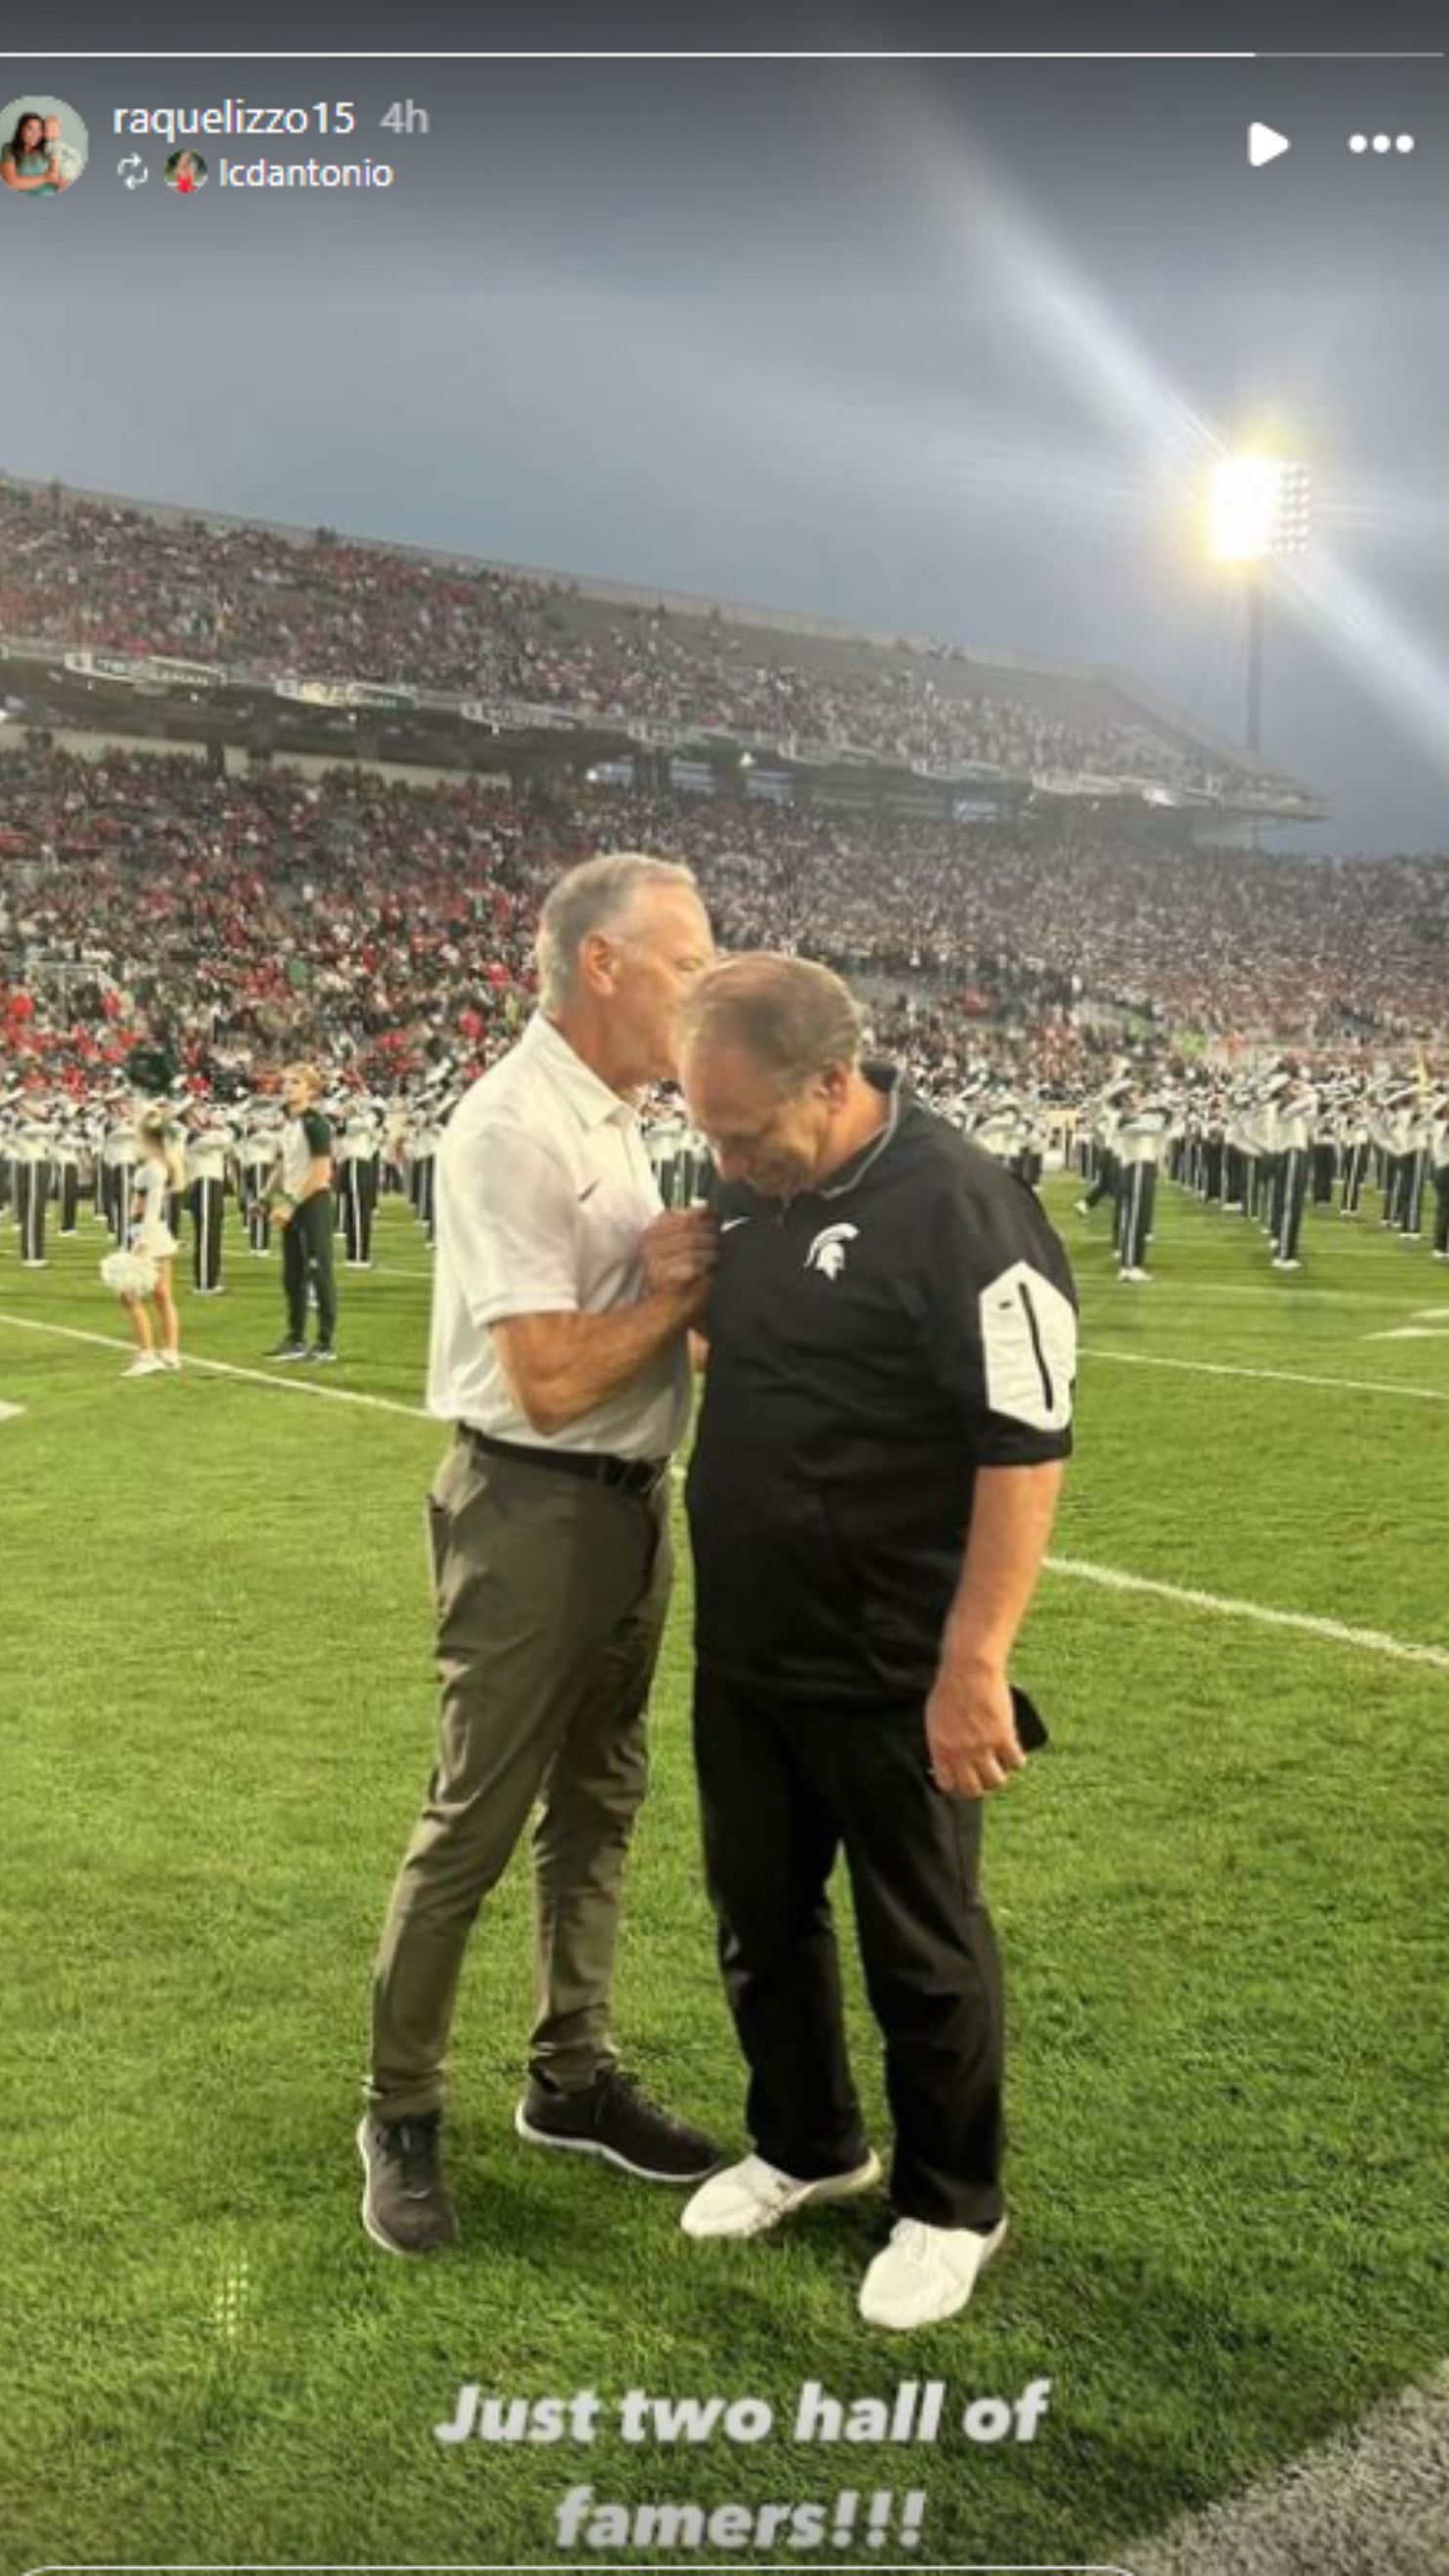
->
[[720, 1216, 751, 1232]]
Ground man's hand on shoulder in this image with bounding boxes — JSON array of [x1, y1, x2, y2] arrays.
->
[[925, 1655, 1028, 1799]]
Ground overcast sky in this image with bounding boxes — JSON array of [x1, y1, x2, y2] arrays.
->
[[3, 44, 1447, 849]]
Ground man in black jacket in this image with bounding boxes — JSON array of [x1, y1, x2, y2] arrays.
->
[[676, 954, 1076, 2331]]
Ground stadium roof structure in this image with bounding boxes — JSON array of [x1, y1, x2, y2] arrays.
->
[[0, 473, 1326, 829]]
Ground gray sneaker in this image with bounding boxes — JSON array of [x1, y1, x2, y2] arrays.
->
[[515, 2068, 723, 2184], [357, 2112, 458, 2256]]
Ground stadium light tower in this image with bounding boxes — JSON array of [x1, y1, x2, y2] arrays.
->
[[1208, 455, 1311, 756]]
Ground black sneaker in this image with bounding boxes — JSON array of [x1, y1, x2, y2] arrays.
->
[[265, 1339, 308, 1361], [303, 1346, 339, 1365], [356, 2111, 458, 2255], [515, 2069, 724, 2184]]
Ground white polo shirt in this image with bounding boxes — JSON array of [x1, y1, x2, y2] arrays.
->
[[426, 1013, 691, 1459]]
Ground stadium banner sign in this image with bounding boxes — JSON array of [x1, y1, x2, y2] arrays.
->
[[348, 680, 419, 713], [64, 651, 145, 686], [785, 741, 843, 767], [626, 719, 685, 746], [275, 677, 418, 712], [461, 699, 584, 733], [142, 655, 227, 691], [62, 649, 218, 691], [1031, 769, 1129, 799]]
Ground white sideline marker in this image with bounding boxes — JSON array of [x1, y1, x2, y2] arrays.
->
[[1048, 1555, 1449, 1672], [6, 1310, 1449, 1674], [1082, 1346, 1449, 1404], [1371, 1309, 1449, 1341], [1125, 2360, 1449, 2576], [0, 1310, 428, 1420]]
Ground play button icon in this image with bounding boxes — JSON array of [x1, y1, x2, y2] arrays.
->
[[1249, 122, 1291, 166]]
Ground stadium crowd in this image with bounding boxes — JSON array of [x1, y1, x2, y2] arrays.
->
[[0, 479, 1265, 792], [1, 744, 1445, 1106]]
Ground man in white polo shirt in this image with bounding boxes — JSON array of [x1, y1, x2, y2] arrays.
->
[[360, 852, 723, 2256]]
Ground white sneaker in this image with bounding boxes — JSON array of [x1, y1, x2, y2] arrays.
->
[[858, 2215, 1008, 2330], [1271, 1257, 1302, 1270], [681, 2150, 881, 2240], [157, 1351, 181, 1371], [1119, 1266, 1152, 1283], [123, 1352, 166, 1377]]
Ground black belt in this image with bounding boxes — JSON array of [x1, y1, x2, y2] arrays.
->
[[461, 1426, 667, 1499]]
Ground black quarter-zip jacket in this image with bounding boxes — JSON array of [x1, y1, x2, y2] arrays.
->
[[686, 1069, 1077, 1705]]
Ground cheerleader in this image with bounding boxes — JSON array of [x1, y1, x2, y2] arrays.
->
[[102, 1108, 184, 1378]]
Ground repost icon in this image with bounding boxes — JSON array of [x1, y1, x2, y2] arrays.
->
[[118, 151, 148, 186]]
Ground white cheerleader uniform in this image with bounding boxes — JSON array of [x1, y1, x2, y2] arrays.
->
[[132, 1157, 180, 1259]]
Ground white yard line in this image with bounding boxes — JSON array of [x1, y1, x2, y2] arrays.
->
[[1085, 1279, 1440, 1308], [1079, 1346, 1449, 1405], [1047, 1555, 1449, 1671], [6, 1310, 1449, 1669], [0, 1310, 429, 1421], [1123, 2363, 1449, 2576]]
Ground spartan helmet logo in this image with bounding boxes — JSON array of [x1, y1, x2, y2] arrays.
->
[[805, 1222, 860, 1280]]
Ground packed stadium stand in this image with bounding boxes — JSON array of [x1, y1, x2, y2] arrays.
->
[[1, 743, 1444, 1097], [0, 474, 1318, 820]]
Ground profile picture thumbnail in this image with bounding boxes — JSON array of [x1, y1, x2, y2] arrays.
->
[[0, 96, 89, 197], [165, 148, 210, 194]]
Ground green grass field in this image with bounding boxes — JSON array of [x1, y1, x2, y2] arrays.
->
[[3, 1176, 1448, 2574]]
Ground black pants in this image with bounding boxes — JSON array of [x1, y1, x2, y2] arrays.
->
[[1434, 1167, 1449, 1256], [16, 1162, 49, 1262], [1384, 1151, 1404, 1228], [190, 1178, 225, 1290], [1277, 1148, 1308, 1261], [241, 1161, 271, 1252], [283, 1196, 338, 1347], [58, 1165, 80, 1232], [1117, 1160, 1156, 1270], [693, 1676, 1004, 2230], [341, 1155, 379, 1264], [105, 1163, 135, 1242]]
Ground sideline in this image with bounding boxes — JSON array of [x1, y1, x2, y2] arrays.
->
[[0, 1309, 429, 1421], [1079, 1345, 1449, 1406], [6, 1308, 1448, 1670], [1123, 2362, 1449, 2576]]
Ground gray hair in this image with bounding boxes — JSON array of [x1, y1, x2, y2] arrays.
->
[[536, 851, 700, 1013], [678, 952, 865, 1092]]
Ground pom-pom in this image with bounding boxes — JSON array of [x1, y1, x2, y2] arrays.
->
[[101, 1250, 158, 1298]]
